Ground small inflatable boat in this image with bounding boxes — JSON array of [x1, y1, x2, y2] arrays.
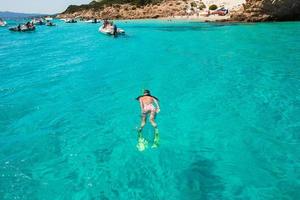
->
[[32, 19, 45, 25], [9, 25, 36, 32], [46, 22, 56, 26], [0, 21, 7, 27], [45, 17, 53, 21], [85, 19, 101, 23], [99, 25, 125, 36], [66, 19, 77, 23], [35, 21, 45, 25]]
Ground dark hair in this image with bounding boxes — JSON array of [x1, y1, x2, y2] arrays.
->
[[144, 89, 150, 94]]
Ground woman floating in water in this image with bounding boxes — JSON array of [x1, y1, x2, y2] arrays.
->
[[136, 89, 160, 151]]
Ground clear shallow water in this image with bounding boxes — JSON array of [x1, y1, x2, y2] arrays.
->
[[0, 20, 300, 200]]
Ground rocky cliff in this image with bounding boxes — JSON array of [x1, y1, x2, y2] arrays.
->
[[58, 0, 300, 21], [57, 0, 189, 19], [231, 0, 300, 22]]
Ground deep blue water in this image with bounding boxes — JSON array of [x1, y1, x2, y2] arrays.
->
[[0, 20, 300, 200]]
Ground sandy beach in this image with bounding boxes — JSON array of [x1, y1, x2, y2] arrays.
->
[[161, 14, 231, 22]]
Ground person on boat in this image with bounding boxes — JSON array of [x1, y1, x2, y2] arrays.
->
[[26, 21, 31, 28], [46, 21, 53, 26], [136, 89, 160, 148], [112, 22, 117, 36], [103, 19, 109, 28]]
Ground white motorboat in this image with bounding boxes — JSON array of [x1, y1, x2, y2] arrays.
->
[[85, 19, 101, 23], [45, 17, 53, 21], [99, 25, 125, 35], [9, 24, 36, 32], [65, 19, 77, 23], [0, 20, 7, 27], [46, 21, 56, 26], [31, 18, 46, 25]]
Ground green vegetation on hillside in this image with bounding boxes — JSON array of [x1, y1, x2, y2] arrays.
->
[[64, 0, 162, 13], [209, 4, 218, 10]]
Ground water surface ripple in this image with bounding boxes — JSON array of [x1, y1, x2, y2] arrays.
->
[[0, 20, 300, 200]]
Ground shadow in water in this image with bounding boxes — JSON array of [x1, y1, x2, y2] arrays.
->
[[177, 158, 225, 200], [156, 25, 221, 32], [127, 23, 229, 32]]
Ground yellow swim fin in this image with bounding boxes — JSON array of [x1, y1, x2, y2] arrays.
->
[[151, 129, 160, 148], [137, 136, 148, 151]]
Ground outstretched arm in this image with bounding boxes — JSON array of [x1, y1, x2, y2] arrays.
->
[[154, 99, 160, 113], [139, 99, 144, 113]]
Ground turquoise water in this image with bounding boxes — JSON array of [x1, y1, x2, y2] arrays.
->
[[1, 20, 300, 200]]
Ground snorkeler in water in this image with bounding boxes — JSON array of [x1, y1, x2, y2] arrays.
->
[[136, 89, 160, 150]]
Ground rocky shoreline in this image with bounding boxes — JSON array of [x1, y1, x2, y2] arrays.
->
[[57, 0, 300, 22], [230, 0, 300, 22], [58, 0, 203, 20]]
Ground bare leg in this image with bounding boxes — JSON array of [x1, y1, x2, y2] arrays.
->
[[138, 113, 147, 138], [136, 113, 148, 151], [149, 112, 157, 128], [150, 112, 159, 147]]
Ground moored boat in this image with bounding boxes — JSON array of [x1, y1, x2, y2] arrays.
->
[[32, 18, 46, 25], [46, 21, 56, 26], [0, 19, 7, 27], [99, 20, 125, 36], [9, 24, 36, 32], [45, 17, 53, 21], [99, 25, 125, 35], [65, 19, 77, 23], [85, 19, 101, 23]]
